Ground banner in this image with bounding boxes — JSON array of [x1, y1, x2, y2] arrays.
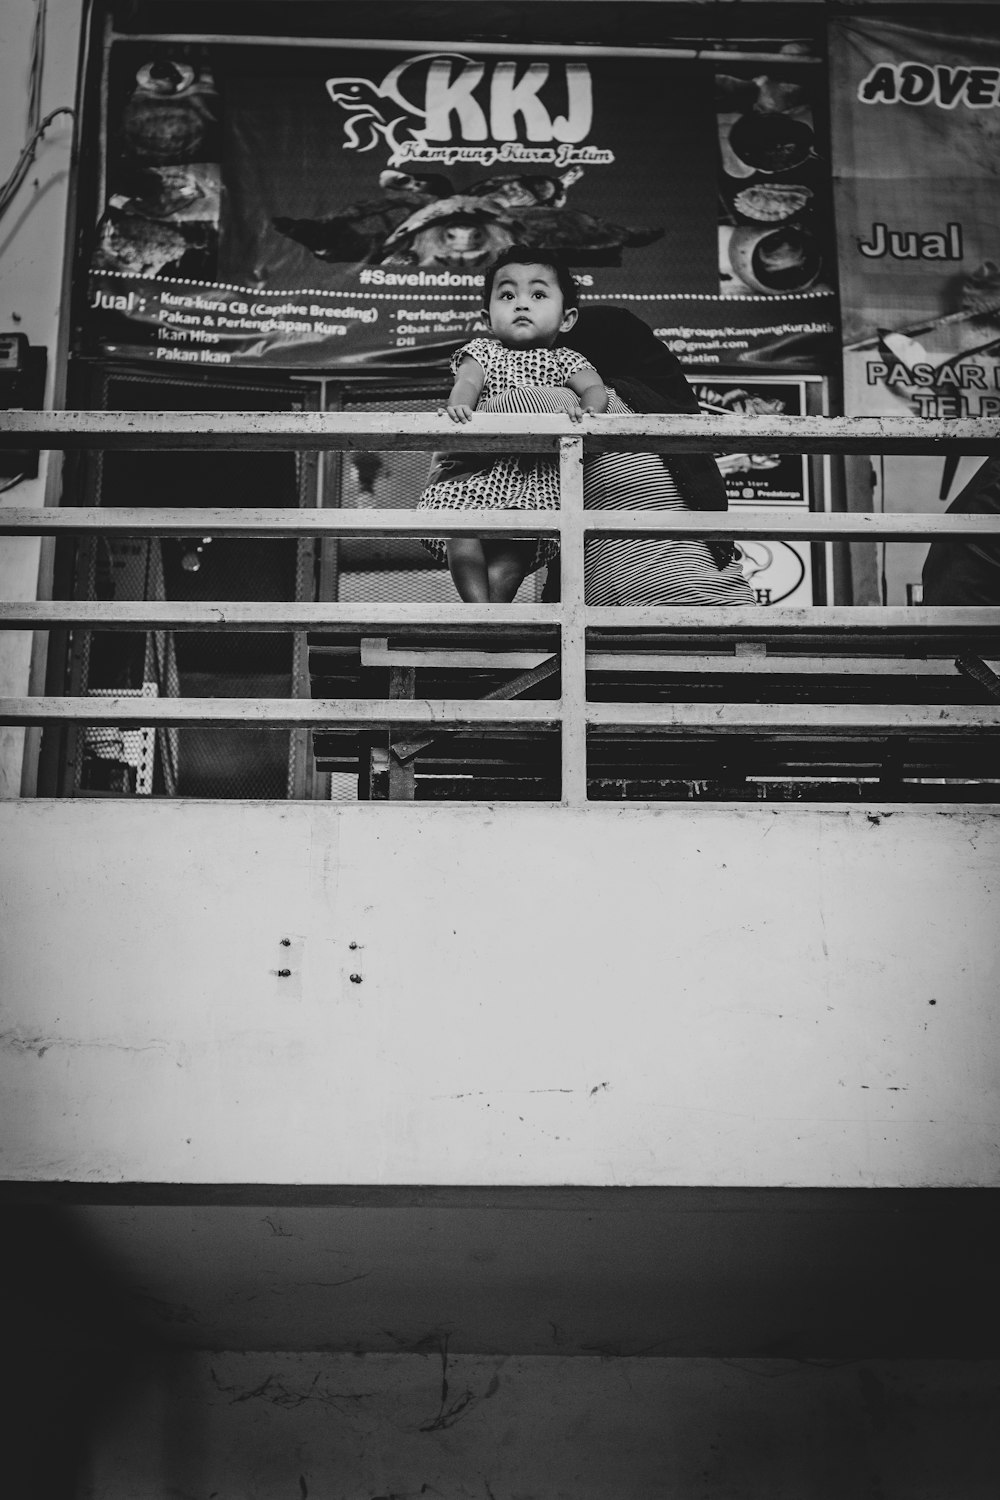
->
[[831, 15, 1000, 598], [691, 375, 818, 606], [83, 41, 837, 374]]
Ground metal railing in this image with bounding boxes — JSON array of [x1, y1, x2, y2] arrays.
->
[[2, 410, 1000, 805]]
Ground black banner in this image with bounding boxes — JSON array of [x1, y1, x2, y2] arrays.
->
[[84, 42, 837, 373]]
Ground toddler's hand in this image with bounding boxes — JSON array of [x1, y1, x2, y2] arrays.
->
[[443, 403, 475, 424]]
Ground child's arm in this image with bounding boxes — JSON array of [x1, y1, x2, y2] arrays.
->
[[441, 356, 486, 423], [566, 364, 609, 417]]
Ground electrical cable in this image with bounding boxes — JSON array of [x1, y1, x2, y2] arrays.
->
[[0, 472, 27, 494], [0, 0, 74, 226], [28, 0, 47, 135], [0, 107, 75, 224]]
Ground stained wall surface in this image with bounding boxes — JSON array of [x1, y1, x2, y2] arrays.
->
[[75, 1350, 1000, 1500], [2, 800, 998, 1187]]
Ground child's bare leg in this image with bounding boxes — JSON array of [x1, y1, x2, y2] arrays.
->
[[485, 541, 534, 602], [446, 538, 491, 602]]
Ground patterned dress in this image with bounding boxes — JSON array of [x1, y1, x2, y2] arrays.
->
[[418, 337, 595, 572]]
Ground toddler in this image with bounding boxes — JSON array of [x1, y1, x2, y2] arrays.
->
[[417, 246, 608, 602]]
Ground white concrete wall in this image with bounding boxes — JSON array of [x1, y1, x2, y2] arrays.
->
[[77, 1350, 1000, 1500], [2, 801, 998, 1188], [0, 0, 82, 794]]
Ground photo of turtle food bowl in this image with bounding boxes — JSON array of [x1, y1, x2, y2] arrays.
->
[[715, 65, 833, 299], [727, 220, 823, 294]]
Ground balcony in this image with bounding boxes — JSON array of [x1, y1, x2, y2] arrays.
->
[[2, 408, 1000, 804], [0, 407, 998, 1193], [2, 406, 999, 1500]]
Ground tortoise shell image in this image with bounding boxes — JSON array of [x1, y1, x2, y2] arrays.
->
[[120, 59, 218, 163]]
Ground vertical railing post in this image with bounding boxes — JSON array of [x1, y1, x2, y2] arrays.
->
[[559, 434, 587, 806], [387, 664, 417, 801]]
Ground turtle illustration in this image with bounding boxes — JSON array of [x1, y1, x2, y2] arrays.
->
[[372, 169, 588, 266], [272, 171, 450, 264], [377, 169, 662, 268], [323, 76, 424, 156], [377, 193, 512, 267], [274, 167, 662, 269], [378, 196, 662, 269], [465, 166, 584, 209]]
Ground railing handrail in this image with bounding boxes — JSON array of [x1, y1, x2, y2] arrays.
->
[[4, 602, 1000, 633], [4, 415, 999, 804], [0, 409, 998, 455], [2, 506, 1000, 541], [3, 697, 998, 734]]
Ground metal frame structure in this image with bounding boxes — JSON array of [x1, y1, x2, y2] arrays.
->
[[2, 411, 999, 806]]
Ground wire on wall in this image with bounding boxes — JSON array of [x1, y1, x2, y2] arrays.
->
[[0, 0, 74, 226], [27, 0, 47, 134]]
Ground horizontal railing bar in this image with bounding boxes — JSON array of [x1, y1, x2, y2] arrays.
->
[[355, 642, 967, 675], [0, 697, 561, 729], [587, 654, 964, 676], [586, 703, 1000, 734], [1, 411, 997, 455], [5, 697, 996, 734], [0, 507, 556, 538], [3, 507, 1000, 541], [359, 643, 554, 671], [0, 601, 560, 632], [586, 605, 1000, 635], [4, 603, 1000, 641], [578, 511, 1000, 541]]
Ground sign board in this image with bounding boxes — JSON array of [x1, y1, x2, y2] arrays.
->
[[83, 40, 837, 375], [831, 13, 1000, 601], [691, 375, 820, 606]]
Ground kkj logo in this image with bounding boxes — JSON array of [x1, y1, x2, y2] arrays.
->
[[325, 52, 603, 167]]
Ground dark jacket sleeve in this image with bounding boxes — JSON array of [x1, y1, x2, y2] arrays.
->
[[569, 313, 729, 511], [610, 374, 729, 514], [559, 307, 734, 563], [922, 452, 1000, 605]]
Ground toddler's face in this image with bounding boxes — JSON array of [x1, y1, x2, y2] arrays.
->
[[487, 262, 577, 347]]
